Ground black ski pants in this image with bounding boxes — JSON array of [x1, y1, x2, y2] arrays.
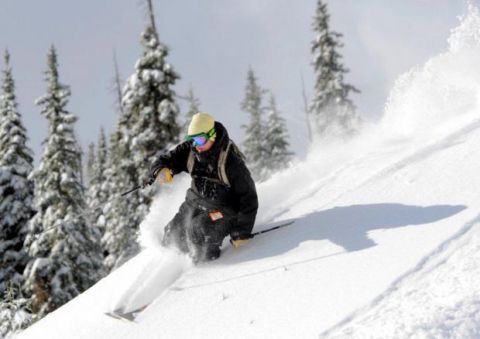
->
[[162, 196, 236, 261]]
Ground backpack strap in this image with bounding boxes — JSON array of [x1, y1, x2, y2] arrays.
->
[[218, 140, 233, 187], [186, 140, 234, 188], [187, 149, 195, 174]]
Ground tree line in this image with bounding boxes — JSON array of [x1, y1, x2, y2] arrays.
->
[[0, 0, 359, 336]]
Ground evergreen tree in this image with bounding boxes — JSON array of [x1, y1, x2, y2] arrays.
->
[[23, 47, 104, 317], [0, 50, 34, 297], [310, 0, 360, 138], [102, 50, 144, 271], [264, 94, 292, 174], [182, 86, 201, 133], [0, 282, 33, 337], [101, 4, 181, 270], [87, 127, 109, 235], [241, 67, 268, 181], [122, 21, 181, 186], [101, 119, 141, 271]]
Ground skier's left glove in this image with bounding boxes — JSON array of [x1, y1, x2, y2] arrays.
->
[[230, 238, 249, 249], [230, 230, 252, 249]]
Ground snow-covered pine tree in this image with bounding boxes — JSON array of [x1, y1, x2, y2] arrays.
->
[[0, 50, 34, 297], [264, 94, 292, 175], [241, 67, 268, 181], [100, 53, 142, 271], [310, 0, 360, 139], [101, 118, 141, 271], [23, 47, 105, 317], [182, 86, 201, 133], [0, 282, 33, 337], [87, 127, 109, 236], [122, 12, 181, 188], [102, 4, 181, 270]]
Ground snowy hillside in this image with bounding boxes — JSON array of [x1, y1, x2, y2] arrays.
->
[[15, 6, 480, 339]]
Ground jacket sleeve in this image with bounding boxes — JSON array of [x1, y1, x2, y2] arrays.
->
[[150, 141, 191, 176], [226, 154, 258, 237]]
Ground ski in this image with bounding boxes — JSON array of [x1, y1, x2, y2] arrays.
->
[[105, 304, 149, 322], [105, 312, 132, 322]]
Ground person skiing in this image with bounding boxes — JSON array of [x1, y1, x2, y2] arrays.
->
[[145, 113, 258, 262]]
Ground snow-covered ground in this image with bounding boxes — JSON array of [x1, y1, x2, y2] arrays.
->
[[15, 5, 480, 339]]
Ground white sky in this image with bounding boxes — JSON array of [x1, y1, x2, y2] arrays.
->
[[0, 0, 468, 162]]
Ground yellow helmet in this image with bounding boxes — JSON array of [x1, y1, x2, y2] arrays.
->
[[188, 112, 215, 136]]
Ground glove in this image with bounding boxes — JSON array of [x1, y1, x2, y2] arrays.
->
[[229, 230, 252, 249], [149, 161, 164, 179], [144, 167, 173, 187], [230, 238, 249, 249], [157, 168, 173, 183]]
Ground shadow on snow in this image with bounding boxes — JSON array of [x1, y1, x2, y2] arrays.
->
[[175, 203, 466, 290], [226, 203, 467, 264]]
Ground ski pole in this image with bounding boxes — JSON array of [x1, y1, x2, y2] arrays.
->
[[249, 220, 295, 238], [119, 169, 171, 197], [230, 221, 295, 247], [120, 185, 143, 197], [87, 185, 143, 214]]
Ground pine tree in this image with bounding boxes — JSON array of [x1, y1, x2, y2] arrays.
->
[[182, 86, 201, 133], [264, 94, 292, 175], [101, 3, 181, 270], [23, 47, 104, 317], [87, 127, 109, 235], [0, 282, 33, 337], [0, 50, 34, 297], [310, 0, 360, 138], [241, 67, 268, 181], [101, 119, 141, 271], [122, 13, 181, 186], [101, 50, 144, 271]]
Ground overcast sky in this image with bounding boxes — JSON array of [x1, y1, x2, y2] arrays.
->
[[0, 0, 468, 162]]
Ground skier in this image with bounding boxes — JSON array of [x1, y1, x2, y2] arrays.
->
[[145, 113, 258, 261]]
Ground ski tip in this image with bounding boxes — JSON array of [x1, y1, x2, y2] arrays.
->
[[105, 312, 130, 322], [104, 304, 150, 323], [105, 311, 137, 323]]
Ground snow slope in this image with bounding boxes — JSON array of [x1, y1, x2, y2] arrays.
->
[[15, 5, 480, 339]]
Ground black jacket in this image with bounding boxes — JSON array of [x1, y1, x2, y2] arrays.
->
[[151, 122, 258, 237]]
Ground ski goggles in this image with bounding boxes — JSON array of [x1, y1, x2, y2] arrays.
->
[[186, 128, 216, 147]]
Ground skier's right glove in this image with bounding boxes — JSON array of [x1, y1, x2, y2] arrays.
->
[[144, 167, 173, 187], [149, 159, 165, 178], [144, 159, 167, 187]]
